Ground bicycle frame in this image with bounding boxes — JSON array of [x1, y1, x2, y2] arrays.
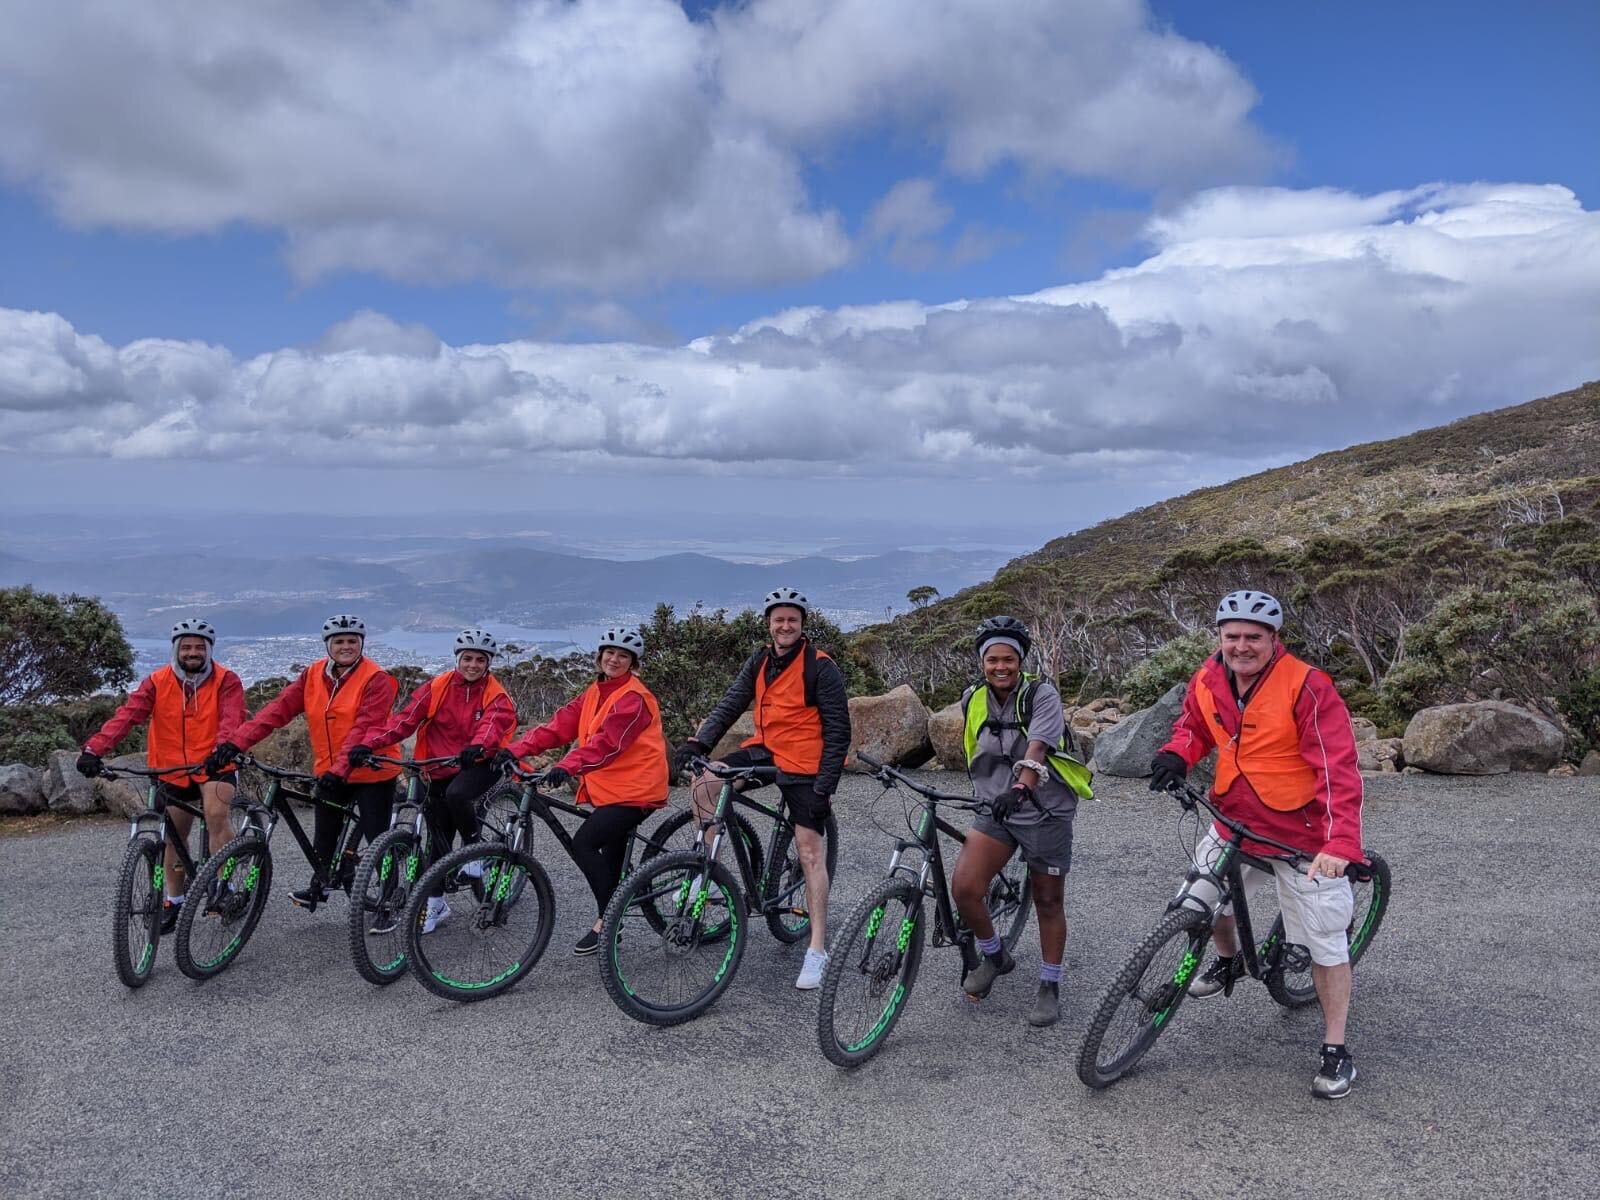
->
[[495, 769, 669, 876], [118, 767, 209, 888], [693, 770, 800, 916], [232, 760, 354, 885]]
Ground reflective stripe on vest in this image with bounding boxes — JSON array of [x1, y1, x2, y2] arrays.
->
[[573, 674, 669, 807], [961, 676, 1094, 801], [147, 665, 229, 786], [1197, 654, 1318, 812], [743, 646, 829, 775], [302, 657, 400, 783], [415, 669, 514, 760]]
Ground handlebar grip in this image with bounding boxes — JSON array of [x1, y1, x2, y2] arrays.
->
[[1344, 862, 1374, 883]]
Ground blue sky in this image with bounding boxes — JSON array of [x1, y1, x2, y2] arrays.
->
[[1, 0, 1597, 532]]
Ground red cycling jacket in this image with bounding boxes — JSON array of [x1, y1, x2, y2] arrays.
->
[[363, 669, 517, 779], [1161, 644, 1364, 863], [231, 658, 399, 779], [506, 672, 665, 807]]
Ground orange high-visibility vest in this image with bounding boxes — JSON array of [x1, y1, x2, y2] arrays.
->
[[1197, 654, 1318, 812], [415, 670, 514, 760], [743, 646, 830, 775], [302, 657, 400, 783], [573, 674, 669, 807], [147, 665, 232, 786]]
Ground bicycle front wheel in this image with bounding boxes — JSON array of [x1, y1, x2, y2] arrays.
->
[[405, 843, 555, 1003], [816, 877, 926, 1068], [174, 833, 274, 981], [600, 850, 747, 1026], [1077, 906, 1211, 1089], [987, 859, 1033, 951], [762, 811, 839, 944], [348, 826, 420, 985], [113, 834, 164, 989], [1266, 849, 1392, 1009]]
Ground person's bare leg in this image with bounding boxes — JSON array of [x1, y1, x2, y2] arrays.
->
[[1312, 962, 1351, 1044], [794, 825, 829, 951]]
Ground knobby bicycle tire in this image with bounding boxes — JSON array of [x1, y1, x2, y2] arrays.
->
[[113, 834, 164, 989], [762, 810, 839, 944], [1077, 906, 1211, 1089], [816, 876, 926, 1068], [173, 832, 274, 981], [600, 850, 747, 1026], [646, 809, 764, 889], [348, 826, 420, 985], [404, 843, 555, 1003], [1266, 849, 1392, 1009]]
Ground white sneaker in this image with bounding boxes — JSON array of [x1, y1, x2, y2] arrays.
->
[[456, 858, 485, 880], [421, 896, 452, 934], [796, 948, 828, 990]]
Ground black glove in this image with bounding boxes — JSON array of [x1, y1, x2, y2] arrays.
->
[[315, 772, 345, 803], [348, 744, 375, 768], [542, 765, 573, 791], [673, 738, 709, 776], [204, 741, 241, 776], [991, 783, 1032, 821], [1149, 751, 1188, 794], [76, 751, 103, 778], [491, 748, 516, 773], [457, 744, 486, 769]]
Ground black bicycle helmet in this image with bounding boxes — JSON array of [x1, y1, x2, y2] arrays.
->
[[974, 615, 1031, 658]]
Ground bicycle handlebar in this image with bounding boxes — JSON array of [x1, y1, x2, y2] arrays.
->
[[1169, 783, 1372, 881], [99, 762, 206, 781], [503, 760, 552, 785], [232, 752, 316, 783], [365, 753, 462, 771], [854, 752, 986, 810], [686, 755, 778, 782]]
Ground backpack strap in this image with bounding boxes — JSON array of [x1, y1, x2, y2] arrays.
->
[[802, 641, 820, 709]]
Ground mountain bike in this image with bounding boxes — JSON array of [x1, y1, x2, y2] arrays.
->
[[598, 755, 840, 1026], [1076, 784, 1390, 1089], [816, 753, 1034, 1067], [107, 762, 213, 989], [401, 761, 704, 1003]]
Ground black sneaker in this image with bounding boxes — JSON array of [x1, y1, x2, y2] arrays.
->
[[160, 900, 180, 934], [573, 929, 601, 956], [962, 947, 1015, 999], [1312, 1047, 1356, 1099], [1187, 954, 1245, 998], [290, 882, 330, 910]]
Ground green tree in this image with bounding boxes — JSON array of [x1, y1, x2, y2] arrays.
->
[[0, 587, 135, 706], [1121, 629, 1216, 709], [907, 585, 940, 609]]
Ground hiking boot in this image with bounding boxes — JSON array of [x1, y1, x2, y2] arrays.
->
[[796, 948, 829, 990], [1312, 1047, 1357, 1099], [1187, 954, 1245, 998], [573, 929, 601, 956], [962, 947, 1015, 999], [1027, 981, 1060, 1027]]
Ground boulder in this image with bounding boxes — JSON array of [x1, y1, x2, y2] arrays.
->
[[0, 763, 47, 815], [1351, 717, 1379, 744], [94, 754, 152, 819], [1069, 727, 1097, 770], [1091, 683, 1186, 778], [849, 685, 933, 768], [44, 749, 100, 814], [709, 711, 755, 762], [1402, 702, 1565, 775], [927, 703, 966, 771], [1578, 750, 1600, 778], [1358, 737, 1404, 774]]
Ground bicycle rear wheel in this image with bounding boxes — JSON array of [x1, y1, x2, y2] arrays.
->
[[113, 834, 164, 989], [174, 833, 274, 980], [1266, 849, 1392, 1009], [348, 826, 420, 985], [816, 877, 926, 1068], [404, 843, 555, 1002], [1077, 906, 1211, 1089], [762, 810, 838, 943], [600, 850, 747, 1026], [988, 860, 1033, 951]]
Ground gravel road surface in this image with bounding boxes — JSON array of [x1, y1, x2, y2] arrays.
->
[[2, 771, 1595, 1199]]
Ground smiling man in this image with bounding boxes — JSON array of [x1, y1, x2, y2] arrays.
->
[[1149, 590, 1366, 1099]]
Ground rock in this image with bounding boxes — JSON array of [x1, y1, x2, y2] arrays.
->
[[1402, 765, 1424, 775], [1548, 763, 1579, 777], [1402, 701, 1565, 775], [94, 754, 151, 819], [1579, 750, 1600, 778], [1379, 760, 1398, 773], [1351, 717, 1379, 744], [1091, 683, 1186, 778], [43, 749, 100, 814], [1085, 697, 1117, 713], [1069, 727, 1097, 769], [0, 763, 47, 815], [709, 711, 755, 761], [1357, 736, 1404, 774], [927, 703, 966, 771], [850, 685, 933, 768]]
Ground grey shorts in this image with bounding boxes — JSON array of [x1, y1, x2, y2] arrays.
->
[[971, 810, 1074, 875]]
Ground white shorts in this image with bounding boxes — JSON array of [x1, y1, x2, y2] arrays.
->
[[1177, 826, 1355, 967]]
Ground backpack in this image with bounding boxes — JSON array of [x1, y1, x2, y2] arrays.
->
[[962, 674, 1094, 801]]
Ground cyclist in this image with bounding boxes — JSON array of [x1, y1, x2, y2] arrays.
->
[[350, 628, 517, 934], [673, 587, 850, 990], [952, 616, 1088, 1028], [1149, 589, 1365, 1099], [76, 619, 246, 931], [204, 614, 402, 909], [491, 627, 668, 955]]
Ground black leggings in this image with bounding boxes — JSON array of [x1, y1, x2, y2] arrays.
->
[[571, 804, 655, 916], [424, 764, 500, 866], [313, 779, 397, 879]]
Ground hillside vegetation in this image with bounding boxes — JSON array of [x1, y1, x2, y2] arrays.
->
[[856, 381, 1600, 750]]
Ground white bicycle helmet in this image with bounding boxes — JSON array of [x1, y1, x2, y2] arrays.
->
[[1214, 590, 1284, 630], [170, 618, 217, 645], [454, 628, 499, 658], [322, 613, 366, 642], [762, 587, 810, 618], [597, 627, 645, 658]]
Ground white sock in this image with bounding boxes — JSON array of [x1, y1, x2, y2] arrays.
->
[[166, 894, 184, 906]]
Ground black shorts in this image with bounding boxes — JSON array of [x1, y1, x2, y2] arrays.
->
[[717, 746, 832, 835]]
